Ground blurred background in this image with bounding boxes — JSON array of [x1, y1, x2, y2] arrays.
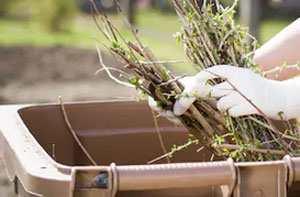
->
[[0, 0, 299, 105], [0, 0, 299, 195]]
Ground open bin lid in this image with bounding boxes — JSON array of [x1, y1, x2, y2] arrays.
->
[[0, 100, 300, 196]]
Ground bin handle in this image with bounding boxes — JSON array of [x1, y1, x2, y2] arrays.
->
[[71, 159, 236, 197], [114, 159, 236, 196]]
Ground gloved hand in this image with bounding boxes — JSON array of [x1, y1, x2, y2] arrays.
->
[[148, 96, 182, 125], [148, 76, 212, 125], [174, 65, 300, 121]]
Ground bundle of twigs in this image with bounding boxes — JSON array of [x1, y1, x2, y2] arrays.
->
[[91, 0, 300, 162]]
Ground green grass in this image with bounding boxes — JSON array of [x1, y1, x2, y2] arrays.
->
[[260, 18, 293, 44], [0, 10, 192, 72], [0, 11, 185, 57], [0, 18, 93, 47], [0, 10, 295, 72]]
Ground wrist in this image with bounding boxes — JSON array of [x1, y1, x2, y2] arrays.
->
[[266, 77, 300, 120], [283, 78, 300, 119], [263, 79, 289, 120]]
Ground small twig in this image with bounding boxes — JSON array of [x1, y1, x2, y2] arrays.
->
[[90, 0, 110, 40], [59, 97, 98, 166], [218, 29, 235, 51], [262, 64, 300, 76], [148, 139, 199, 164], [148, 131, 233, 165], [95, 44, 135, 88], [197, 146, 205, 152], [138, 60, 188, 65], [151, 109, 171, 164], [215, 144, 286, 155], [158, 75, 187, 87], [228, 116, 245, 161], [246, 117, 300, 142], [52, 143, 56, 161], [95, 67, 131, 78]]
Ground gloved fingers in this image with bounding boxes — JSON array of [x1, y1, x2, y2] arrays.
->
[[179, 76, 212, 97], [156, 107, 182, 125], [178, 76, 195, 88], [159, 110, 176, 119], [173, 83, 199, 116], [211, 82, 233, 97], [148, 97, 163, 113], [166, 116, 182, 125], [228, 103, 259, 117], [173, 81, 212, 116], [174, 96, 195, 116], [217, 92, 241, 113]]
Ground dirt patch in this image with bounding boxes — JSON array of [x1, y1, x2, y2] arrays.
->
[[0, 46, 137, 104], [0, 46, 118, 84]]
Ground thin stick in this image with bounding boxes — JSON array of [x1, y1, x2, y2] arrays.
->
[[262, 64, 300, 76], [59, 96, 98, 166], [138, 60, 188, 65], [148, 139, 199, 164], [149, 131, 233, 164], [158, 75, 187, 87], [151, 109, 171, 164], [95, 44, 135, 88], [52, 143, 56, 161], [215, 144, 286, 155], [247, 116, 300, 142], [95, 67, 131, 79]]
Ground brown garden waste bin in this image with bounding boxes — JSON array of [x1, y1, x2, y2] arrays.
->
[[1, 100, 300, 197]]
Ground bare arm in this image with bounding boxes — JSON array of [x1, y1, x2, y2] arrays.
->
[[253, 18, 300, 80]]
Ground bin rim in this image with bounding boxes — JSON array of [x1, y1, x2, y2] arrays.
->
[[1, 100, 300, 196]]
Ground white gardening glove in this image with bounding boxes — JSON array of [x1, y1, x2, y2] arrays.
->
[[148, 76, 212, 125], [148, 96, 182, 125], [174, 65, 300, 120]]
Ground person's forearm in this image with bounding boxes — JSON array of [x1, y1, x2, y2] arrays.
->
[[253, 18, 300, 80]]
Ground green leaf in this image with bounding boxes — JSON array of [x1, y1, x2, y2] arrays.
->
[[162, 69, 169, 80], [206, 91, 212, 98], [222, 148, 230, 155], [182, 0, 187, 8], [192, 90, 198, 96], [130, 76, 138, 85], [156, 100, 163, 108], [280, 61, 287, 71], [111, 41, 120, 50], [188, 133, 194, 137], [297, 62, 300, 70], [183, 92, 189, 98]]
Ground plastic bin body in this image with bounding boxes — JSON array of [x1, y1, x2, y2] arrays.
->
[[0, 100, 300, 196]]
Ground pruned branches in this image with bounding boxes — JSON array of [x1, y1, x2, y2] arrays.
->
[[91, 0, 300, 162]]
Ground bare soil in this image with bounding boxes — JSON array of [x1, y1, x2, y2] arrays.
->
[[0, 46, 137, 104]]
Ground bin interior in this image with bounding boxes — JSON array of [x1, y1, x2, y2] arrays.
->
[[18, 101, 213, 167], [13, 101, 300, 196], [17, 101, 224, 196]]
